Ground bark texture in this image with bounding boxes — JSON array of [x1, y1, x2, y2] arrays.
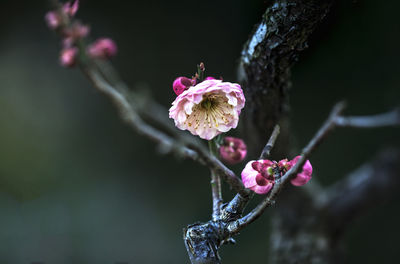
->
[[239, 0, 332, 157]]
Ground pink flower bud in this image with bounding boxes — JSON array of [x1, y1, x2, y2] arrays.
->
[[87, 38, 118, 59], [172, 77, 193, 95], [45, 11, 62, 30], [289, 156, 313, 186], [219, 137, 247, 164], [241, 160, 274, 194], [62, 23, 90, 47], [63, 0, 79, 17], [204, 76, 216, 80], [60, 47, 78, 67]]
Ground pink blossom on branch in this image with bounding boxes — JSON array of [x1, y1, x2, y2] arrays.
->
[[87, 38, 118, 59], [219, 137, 247, 164], [241, 160, 274, 194], [169, 79, 245, 140], [241, 156, 313, 194]]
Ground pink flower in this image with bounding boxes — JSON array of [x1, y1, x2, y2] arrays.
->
[[45, 11, 62, 30], [169, 79, 245, 140], [60, 47, 78, 67], [172, 77, 195, 96], [288, 156, 313, 186], [87, 38, 118, 59], [62, 22, 90, 47], [63, 0, 79, 17], [219, 137, 247, 164], [241, 160, 274, 194]]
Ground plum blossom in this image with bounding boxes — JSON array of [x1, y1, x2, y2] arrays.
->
[[241, 160, 274, 194], [60, 47, 78, 67], [219, 137, 247, 164], [288, 156, 313, 186], [87, 38, 118, 59], [241, 156, 313, 194], [169, 79, 245, 140]]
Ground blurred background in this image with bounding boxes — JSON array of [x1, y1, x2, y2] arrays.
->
[[0, 0, 399, 263]]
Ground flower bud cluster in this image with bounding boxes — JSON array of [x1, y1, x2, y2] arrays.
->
[[45, 0, 117, 68], [241, 156, 312, 194]]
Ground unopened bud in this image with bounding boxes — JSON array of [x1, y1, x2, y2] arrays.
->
[[219, 137, 247, 164], [60, 47, 78, 67], [172, 77, 193, 96], [87, 38, 117, 59], [62, 23, 90, 47], [45, 11, 62, 30], [63, 0, 80, 17], [199, 62, 205, 71]]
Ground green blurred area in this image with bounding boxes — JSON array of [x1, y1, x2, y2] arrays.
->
[[0, 0, 399, 263]]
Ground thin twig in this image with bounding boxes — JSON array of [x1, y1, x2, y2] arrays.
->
[[260, 124, 280, 159], [227, 102, 347, 234], [335, 108, 400, 128], [210, 170, 222, 221], [209, 140, 223, 221], [227, 101, 400, 234]]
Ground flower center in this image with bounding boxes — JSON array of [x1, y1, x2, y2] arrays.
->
[[200, 96, 218, 111]]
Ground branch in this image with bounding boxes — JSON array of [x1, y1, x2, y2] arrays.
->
[[260, 124, 281, 159], [209, 140, 223, 221], [239, 0, 334, 155], [228, 102, 400, 234], [80, 63, 250, 196], [221, 124, 281, 222], [335, 108, 400, 128], [226, 101, 346, 234], [324, 148, 400, 233]]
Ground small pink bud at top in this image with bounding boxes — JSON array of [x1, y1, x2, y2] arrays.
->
[[204, 76, 216, 80], [172, 77, 193, 96], [45, 11, 62, 30], [87, 38, 118, 59], [241, 159, 274, 194], [63, 0, 79, 17], [289, 156, 313, 186], [219, 137, 247, 164], [199, 62, 205, 71], [60, 47, 78, 67]]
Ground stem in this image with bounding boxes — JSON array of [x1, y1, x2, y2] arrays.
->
[[209, 139, 222, 221]]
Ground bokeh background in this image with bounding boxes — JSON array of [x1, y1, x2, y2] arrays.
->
[[0, 0, 399, 263]]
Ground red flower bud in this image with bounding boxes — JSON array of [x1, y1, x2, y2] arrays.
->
[[172, 77, 193, 96]]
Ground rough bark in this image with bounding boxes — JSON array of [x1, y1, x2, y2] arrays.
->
[[239, 0, 333, 157]]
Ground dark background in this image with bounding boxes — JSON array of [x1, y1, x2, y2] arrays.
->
[[0, 0, 399, 263]]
